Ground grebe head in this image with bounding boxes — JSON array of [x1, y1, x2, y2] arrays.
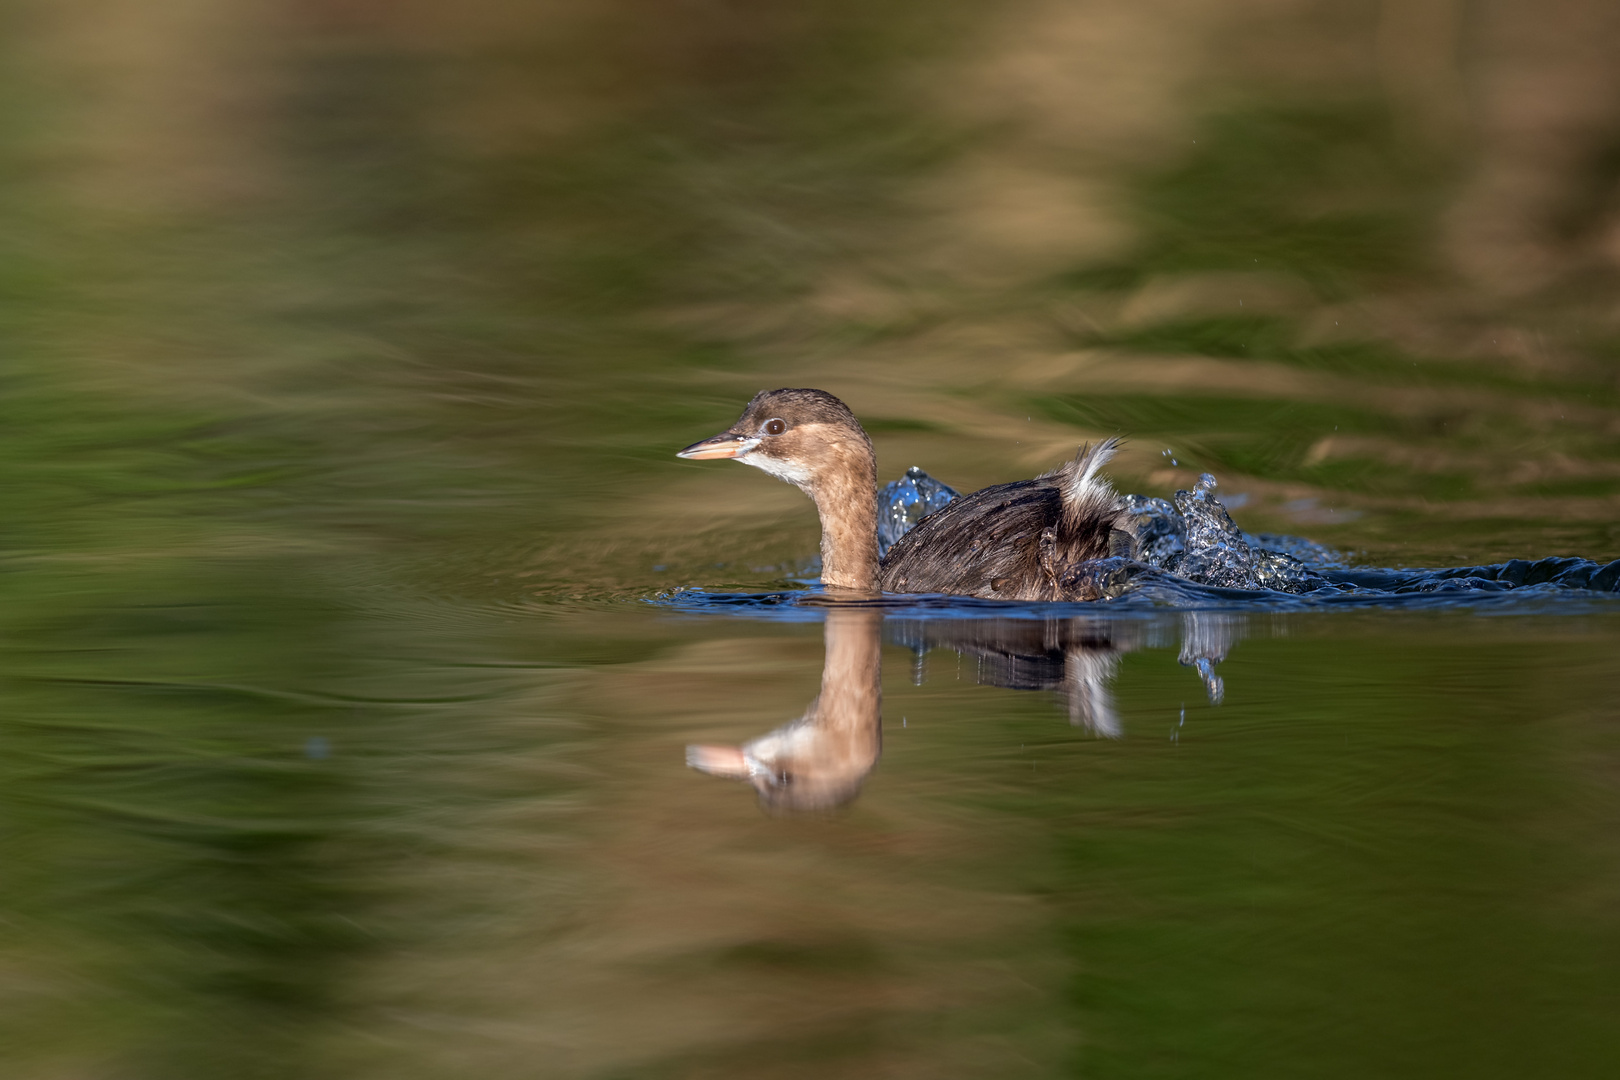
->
[[679, 388, 880, 592], [676, 388, 872, 492]]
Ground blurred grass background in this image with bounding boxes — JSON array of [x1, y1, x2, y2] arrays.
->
[[4, 0, 1619, 582]]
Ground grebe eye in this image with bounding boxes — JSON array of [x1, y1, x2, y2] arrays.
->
[[763, 418, 786, 436]]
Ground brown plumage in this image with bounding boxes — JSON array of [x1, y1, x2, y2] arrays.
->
[[677, 388, 1128, 599]]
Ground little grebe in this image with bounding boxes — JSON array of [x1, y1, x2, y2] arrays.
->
[[677, 388, 1128, 599]]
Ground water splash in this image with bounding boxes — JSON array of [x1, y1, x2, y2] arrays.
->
[[1119, 494, 1185, 565], [850, 465, 1620, 605], [876, 466, 959, 559], [1121, 474, 1323, 592]]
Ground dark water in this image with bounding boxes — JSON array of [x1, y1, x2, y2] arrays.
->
[[4, 2, 1620, 1078]]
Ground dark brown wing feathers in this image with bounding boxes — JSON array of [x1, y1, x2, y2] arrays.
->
[[880, 440, 1125, 601]]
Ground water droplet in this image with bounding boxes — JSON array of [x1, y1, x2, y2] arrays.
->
[[876, 467, 960, 559]]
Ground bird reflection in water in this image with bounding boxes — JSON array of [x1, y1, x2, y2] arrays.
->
[[688, 609, 1246, 811], [687, 607, 884, 813], [891, 612, 1242, 736]]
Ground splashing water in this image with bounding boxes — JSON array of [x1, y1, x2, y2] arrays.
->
[[1121, 474, 1323, 592], [865, 465, 1620, 604], [1171, 474, 1261, 588], [876, 466, 959, 559], [1118, 495, 1185, 564], [878, 467, 1328, 594]]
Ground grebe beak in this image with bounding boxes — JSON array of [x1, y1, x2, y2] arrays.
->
[[677, 431, 760, 460]]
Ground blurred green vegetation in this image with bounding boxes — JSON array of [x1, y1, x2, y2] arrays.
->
[[1063, 103, 1446, 295], [1036, 390, 1479, 499]]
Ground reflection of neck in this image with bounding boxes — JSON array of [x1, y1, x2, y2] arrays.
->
[[812, 608, 883, 751], [809, 450, 879, 593], [684, 607, 883, 811]]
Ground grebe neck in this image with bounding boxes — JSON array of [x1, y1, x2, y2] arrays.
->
[[807, 448, 879, 593]]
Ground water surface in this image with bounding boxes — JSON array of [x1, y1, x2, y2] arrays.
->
[[3, 2, 1620, 1078]]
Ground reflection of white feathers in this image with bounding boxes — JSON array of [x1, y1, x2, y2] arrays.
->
[[1064, 647, 1122, 738], [732, 717, 824, 782]]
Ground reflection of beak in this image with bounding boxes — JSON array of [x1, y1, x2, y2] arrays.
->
[[686, 744, 748, 777], [686, 744, 780, 784], [676, 431, 759, 460]]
